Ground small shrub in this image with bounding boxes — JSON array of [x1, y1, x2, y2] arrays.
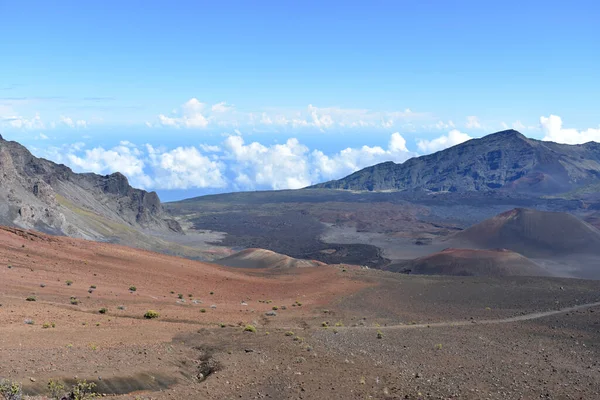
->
[[335, 322, 343, 327], [188, 294, 193, 298], [42, 322, 51, 329], [200, 308, 206, 313], [170, 291, 175, 294], [322, 321, 329, 327], [0, 379, 23, 400], [69, 380, 97, 400], [90, 285, 96, 289], [26, 295, 36, 302], [70, 297, 79, 305], [66, 280, 73, 286], [285, 331, 295, 336], [435, 343, 443, 350], [178, 293, 184, 299], [48, 379, 66, 399], [219, 323, 226, 328], [117, 305, 125, 310], [272, 306, 278, 311], [144, 310, 159, 319], [98, 307, 108, 314], [376, 330, 384, 339], [40, 283, 46, 288], [129, 286, 137, 292], [243, 324, 257, 333]]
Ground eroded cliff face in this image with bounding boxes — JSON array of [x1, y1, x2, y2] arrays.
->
[[0, 134, 181, 239]]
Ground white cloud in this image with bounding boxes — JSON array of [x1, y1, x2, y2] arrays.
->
[[60, 116, 88, 128], [146, 145, 226, 189], [311, 132, 413, 181], [31, 132, 414, 191], [65, 143, 152, 188], [541, 115, 600, 144], [158, 98, 209, 128], [465, 116, 481, 129], [223, 135, 313, 190], [417, 129, 473, 154], [211, 102, 233, 113], [2, 113, 45, 130], [153, 99, 427, 130]]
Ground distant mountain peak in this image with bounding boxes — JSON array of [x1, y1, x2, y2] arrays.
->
[[311, 130, 600, 194]]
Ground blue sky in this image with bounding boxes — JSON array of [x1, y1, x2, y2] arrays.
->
[[1, 1, 599, 200]]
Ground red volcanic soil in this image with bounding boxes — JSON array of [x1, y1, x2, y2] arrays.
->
[[214, 248, 327, 269], [386, 248, 548, 277], [0, 226, 367, 350], [2, 226, 600, 399], [451, 207, 600, 257]]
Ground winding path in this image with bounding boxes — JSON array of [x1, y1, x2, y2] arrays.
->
[[355, 301, 600, 330]]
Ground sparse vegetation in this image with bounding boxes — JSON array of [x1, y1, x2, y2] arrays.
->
[[42, 322, 52, 329], [0, 378, 23, 400], [66, 280, 73, 286], [69, 380, 97, 400], [26, 295, 36, 302], [244, 324, 257, 333], [129, 285, 137, 292], [144, 310, 159, 319], [377, 330, 384, 339], [48, 379, 66, 399], [178, 293, 184, 299], [99, 307, 108, 314], [90, 285, 96, 289], [285, 331, 295, 336], [70, 297, 79, 305], [200, 308, 206, 313], [272, 306, 278, 310], [117, 305, 125, 310]]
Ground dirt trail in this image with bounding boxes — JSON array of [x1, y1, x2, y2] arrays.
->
[[354, 300, 600, 330]]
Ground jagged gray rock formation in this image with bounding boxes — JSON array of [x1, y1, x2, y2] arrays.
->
[[312, 130, 600, 195], [0, 134, 182, 240]]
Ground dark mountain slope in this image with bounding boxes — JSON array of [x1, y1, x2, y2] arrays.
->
[[386, 248, 548, 277], [451, 208, 600, 258], [312, 130, 600, 195]]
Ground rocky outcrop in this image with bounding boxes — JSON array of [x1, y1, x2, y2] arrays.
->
[[0, 135, 181, 239], [312, 130, 600, 195]]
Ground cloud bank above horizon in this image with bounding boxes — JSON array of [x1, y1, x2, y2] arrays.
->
[[18, 113, 600, 196]]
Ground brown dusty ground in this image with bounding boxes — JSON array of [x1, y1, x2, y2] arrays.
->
[[1, 226, 600, 399]]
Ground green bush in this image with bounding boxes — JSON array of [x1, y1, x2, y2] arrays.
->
[[99, 308, 108, 314], [66, 280, 73, 286], [244, 324, 257, 333], [376, 330, 384, 339], [0, 379, 22, 400], [144, 310, 159, 319], [70, 297, 79, 305], [129, 286, 137, 292], [26, 295, 36, 302], [48, 379, 66, 399], [69, 380, 96, 400]]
